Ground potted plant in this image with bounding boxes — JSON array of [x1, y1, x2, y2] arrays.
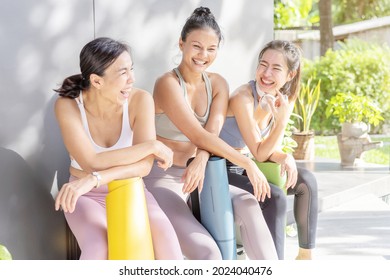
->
[[291, 78, 321, 160], [325, 92, 384, 165], [326, 92, 384, 137]]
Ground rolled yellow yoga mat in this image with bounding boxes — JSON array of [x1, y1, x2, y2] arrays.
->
[[106, 177, 154, 260]]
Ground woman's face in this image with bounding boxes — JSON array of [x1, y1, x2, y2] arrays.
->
[[179, 28, 219, 72], [255, 49, 294, 95], [101, 51, 135, 104]]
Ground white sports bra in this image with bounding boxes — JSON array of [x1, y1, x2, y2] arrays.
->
[[70, 92, 133, 170]]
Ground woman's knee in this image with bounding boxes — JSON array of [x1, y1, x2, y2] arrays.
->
[[185, 240, 222, 260], [261, 184, 287, 212], [232, 190, 260, 214], [297, 168, 318, 193]]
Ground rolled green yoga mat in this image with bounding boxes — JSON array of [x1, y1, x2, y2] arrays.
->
[[253, 160, 287, 193]]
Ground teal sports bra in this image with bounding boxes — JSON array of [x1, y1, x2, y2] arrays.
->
[[155, 68, 212, 142]]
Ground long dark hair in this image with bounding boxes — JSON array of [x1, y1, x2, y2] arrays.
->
[[180, 6, 223, 45], [54, 37, 130, 98], [257, 40, 302, 101]]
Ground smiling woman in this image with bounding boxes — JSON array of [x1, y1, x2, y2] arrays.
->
[[53, 37, 182, 260], [220, 40, 319, 260], [143, 7, 278, 260]]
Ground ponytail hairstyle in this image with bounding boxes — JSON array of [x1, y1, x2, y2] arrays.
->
[[257, 40, 302, 102], [180, 6, 223, 45], [54, 37, 130, 98]]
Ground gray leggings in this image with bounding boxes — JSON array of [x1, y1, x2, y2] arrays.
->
[[227, 164, 318, 260], [143, 161, 278, 260]]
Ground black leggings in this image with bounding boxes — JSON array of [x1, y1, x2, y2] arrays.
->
[[227, 165, 318, 260]]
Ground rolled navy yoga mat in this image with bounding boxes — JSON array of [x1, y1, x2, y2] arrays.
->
[[106, 177, 154, 260]]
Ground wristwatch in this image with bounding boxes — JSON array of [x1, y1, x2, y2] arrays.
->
[[92, 171, 102, 188]]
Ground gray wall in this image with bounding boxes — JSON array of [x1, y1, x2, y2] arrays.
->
[[0, 0, 273, 259]]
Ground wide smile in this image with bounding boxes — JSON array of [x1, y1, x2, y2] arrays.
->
[[193, 58, 207, 66], [260, 77, 275, 87]]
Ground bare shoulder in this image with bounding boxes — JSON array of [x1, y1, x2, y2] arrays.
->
[[54, 96, 78, 115], [128, 87, 153, 109], [230, 83, 253, 102], [153, 70, 183, 110], [206, 71, 228, 87], [154, 71, 179, 91], [205, 71, 229, 97]]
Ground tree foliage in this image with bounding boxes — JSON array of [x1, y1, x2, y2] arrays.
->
[[274, 0, 319, 29], [275, 0, 390, 28], [333, 0, 390, 25]]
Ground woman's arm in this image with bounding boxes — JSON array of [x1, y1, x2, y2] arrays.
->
[[55, 90, 171, 173], [154, 73, 270, 201], [55, 90, 172, 213], [181, 73, 228, 193], [154, 73, 252, 170], [129, 89, 172, 174], [229, 87, 297, 188], [230, 88, 293, 162], [55, 160, 153, 213]]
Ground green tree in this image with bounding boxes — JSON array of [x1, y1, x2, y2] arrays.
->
[[275, 0, 390, 29], [333, 0, 390, 25], [274, 0, 319, 29]]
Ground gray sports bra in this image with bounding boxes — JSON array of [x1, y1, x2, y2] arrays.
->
[[220, 80, 274, 148], [155, 68, 212, 142]]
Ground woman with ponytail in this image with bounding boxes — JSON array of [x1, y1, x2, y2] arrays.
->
[[143, 7, 277, 260], [54, 37, 182, 260], [220, 40, 318, 260]]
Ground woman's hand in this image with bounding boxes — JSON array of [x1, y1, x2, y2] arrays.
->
[[181, 152, 209, 194], [245, 159, 271, 202], [54, 174, 97, 213], [277, 153, 298, 190], [153, 140, 174, 170], [269, 90, 291, 127]]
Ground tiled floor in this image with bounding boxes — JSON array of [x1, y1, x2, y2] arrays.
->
[[284, 159, 390, 260]]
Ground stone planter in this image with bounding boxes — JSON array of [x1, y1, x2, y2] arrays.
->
[[337, 122, 383, 166], [341, 122, 369, 138]]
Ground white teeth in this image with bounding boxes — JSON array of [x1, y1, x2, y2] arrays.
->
[[261, 78, 274, 85], [193, 59, 206, 65]]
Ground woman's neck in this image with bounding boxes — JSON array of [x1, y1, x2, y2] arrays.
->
[[177, 64, 203, 85], [82, 90, 121, 120]]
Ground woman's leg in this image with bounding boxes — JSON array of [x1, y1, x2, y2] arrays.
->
[[64, 193, 108, 260], [144, 187, 183, 260], [260, 185, 287, 260], [287, 167, 318, 259], [144, 163, 221, 260], [230, 185, 278, 260], [227, 171, 287, 259]]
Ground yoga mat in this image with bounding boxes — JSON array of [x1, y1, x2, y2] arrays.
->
[[189, 156, 237, 260], [106, 177, 154, 260], [253, 160, 287, 193]]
